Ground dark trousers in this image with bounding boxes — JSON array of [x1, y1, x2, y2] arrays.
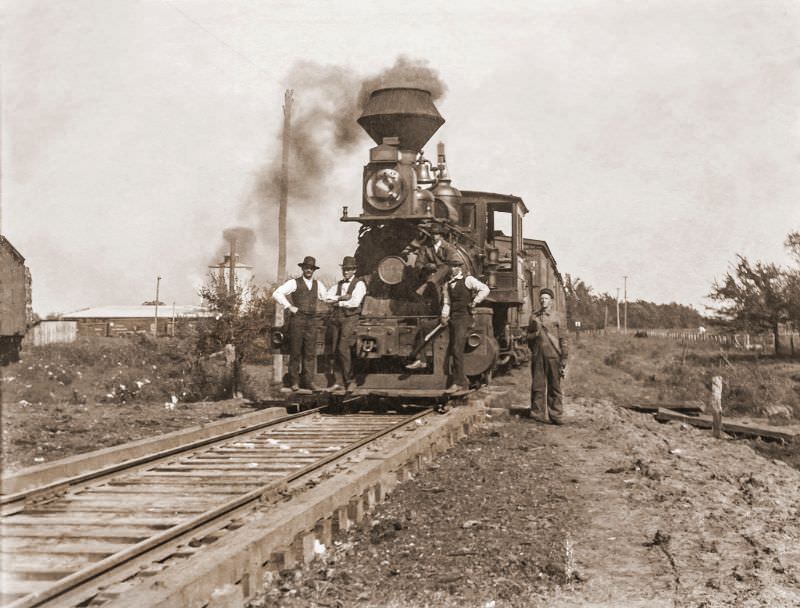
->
[[530, 351, 563, 421], [448, 313, 472, 387], [327, 313, 357, 383], [288, 313, 318, 387]]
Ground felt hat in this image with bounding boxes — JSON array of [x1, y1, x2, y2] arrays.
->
[[447, 258, 464, 266], [539, 288, 555, 298], [298, 256, 319, 270], [340, 256, 357, 269]]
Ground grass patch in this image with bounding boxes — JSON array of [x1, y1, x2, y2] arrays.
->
[[2, 335, 238, 406]]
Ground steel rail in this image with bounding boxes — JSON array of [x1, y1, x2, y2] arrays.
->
[[0, 407, 325, 511], [8, 408, 432, 608]]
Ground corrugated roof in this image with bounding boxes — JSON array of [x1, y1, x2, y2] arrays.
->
[[63, 305, 214, 319]]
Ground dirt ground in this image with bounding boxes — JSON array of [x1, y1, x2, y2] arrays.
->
[[3, 336, 800, 606], [250, 377, 800, 608], [0, 399, 259, 471]]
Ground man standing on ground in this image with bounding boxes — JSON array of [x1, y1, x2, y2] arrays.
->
[[527, 288, 568, 423], [272, 256, 328, 393], [325, 256, 366, 392], [441, 258, 490, 393]]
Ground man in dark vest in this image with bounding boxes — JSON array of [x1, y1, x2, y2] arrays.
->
[[272, 256, 328, 393], [414, 225, 459, 297], [441, 258, 490, 392], [324, 256, 366, 392], [527, 288, 569, 424]]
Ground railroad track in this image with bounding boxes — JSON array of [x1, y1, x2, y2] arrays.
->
[[0, 407, 433, 607]]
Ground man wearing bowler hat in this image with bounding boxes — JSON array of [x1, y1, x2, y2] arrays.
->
[[324, 256, 366, 391], [272, 256, 328, 393], [527, 287, 569, 424]]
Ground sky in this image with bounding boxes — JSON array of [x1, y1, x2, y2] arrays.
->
[[3, 0, 799, 316]]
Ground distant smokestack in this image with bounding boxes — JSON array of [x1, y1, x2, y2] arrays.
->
[[228, 239, 236, 295]]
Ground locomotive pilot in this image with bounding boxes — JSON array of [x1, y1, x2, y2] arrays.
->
[[324, 256, 366, 392], [527, 288, 569, 424], [272, 256, 328, 393]]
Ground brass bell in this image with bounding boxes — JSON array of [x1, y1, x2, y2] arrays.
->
[[416, 160, 435, 184]]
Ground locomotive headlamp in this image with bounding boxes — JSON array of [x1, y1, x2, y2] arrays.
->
[[378, 256, 406, 285], [366, 168, 404, 211]]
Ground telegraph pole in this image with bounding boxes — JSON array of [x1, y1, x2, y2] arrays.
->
[[153, 276, 161, 337], [277, 89, 293, 283], [616, 288, 621, 331], [623, 275, 628, 334], [274, 90, 293, 387]]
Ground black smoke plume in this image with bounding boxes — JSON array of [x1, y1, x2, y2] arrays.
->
[[237, 56, 447, 281]]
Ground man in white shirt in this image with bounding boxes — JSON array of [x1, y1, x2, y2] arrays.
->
[[406, 258, 490, 393], [441, 258, 491, 392], [272, 256, 328, 392], [324, 256, 366, 391]]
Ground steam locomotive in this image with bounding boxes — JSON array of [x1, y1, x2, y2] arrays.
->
[[276, 87, 565, 397]]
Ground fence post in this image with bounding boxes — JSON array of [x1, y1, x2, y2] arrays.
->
[[710, 376, 723, 439]]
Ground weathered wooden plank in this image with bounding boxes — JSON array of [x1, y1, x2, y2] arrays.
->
[[624, 401, 704, 414], [2, 537, 132, 554], [655, 408, 796, 442], [0, 524, 153, 540], [1, 552, 98, 573]]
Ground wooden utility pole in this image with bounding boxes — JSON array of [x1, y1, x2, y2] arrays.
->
[[274, 89, 293, 387], [623, 275, 628, 334], [277, 89, 293, 283], [616, 288, 620, 331]]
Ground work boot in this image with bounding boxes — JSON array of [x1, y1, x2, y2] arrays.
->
[[326, 384, 343, 392], [405, 360, 428, 370], [305, 383, 322, 393], [289, 384, 301, 392], [549, 416, 564, 426], [445, 384, 464, 394]]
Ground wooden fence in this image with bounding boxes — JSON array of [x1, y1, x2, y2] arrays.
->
[[26, 321, 77, 346], [576, 327, 777, 353], [639, 329, 775, 352]]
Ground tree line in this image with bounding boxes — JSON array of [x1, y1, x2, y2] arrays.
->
[[564, 230, 800, 339], [563, 276, 704, 331], [707, 231, 800, 343]]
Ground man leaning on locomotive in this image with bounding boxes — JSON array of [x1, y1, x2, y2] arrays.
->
[[406, 256, 490, 394], [324, 256, 366, 392]]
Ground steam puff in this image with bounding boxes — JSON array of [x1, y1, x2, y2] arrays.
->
[[358, 55, 447, 109], [235, 56, 447, 282]]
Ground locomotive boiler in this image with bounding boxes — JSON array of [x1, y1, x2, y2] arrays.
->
[[275, 86, 566, 396]]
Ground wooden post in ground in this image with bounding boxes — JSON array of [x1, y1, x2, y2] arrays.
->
[[273, 89, 293, 388], [710, 376, 723, 438]]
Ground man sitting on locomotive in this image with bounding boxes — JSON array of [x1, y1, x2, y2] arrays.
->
[[406, 258, 490, 394], [272, 256, 328, 393], [414, 225, 459, 298], [324, 256, 366, 392], [527, 288, 569, 424]]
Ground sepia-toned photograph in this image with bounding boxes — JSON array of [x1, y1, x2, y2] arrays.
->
[[2, 1, 799, 606]]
